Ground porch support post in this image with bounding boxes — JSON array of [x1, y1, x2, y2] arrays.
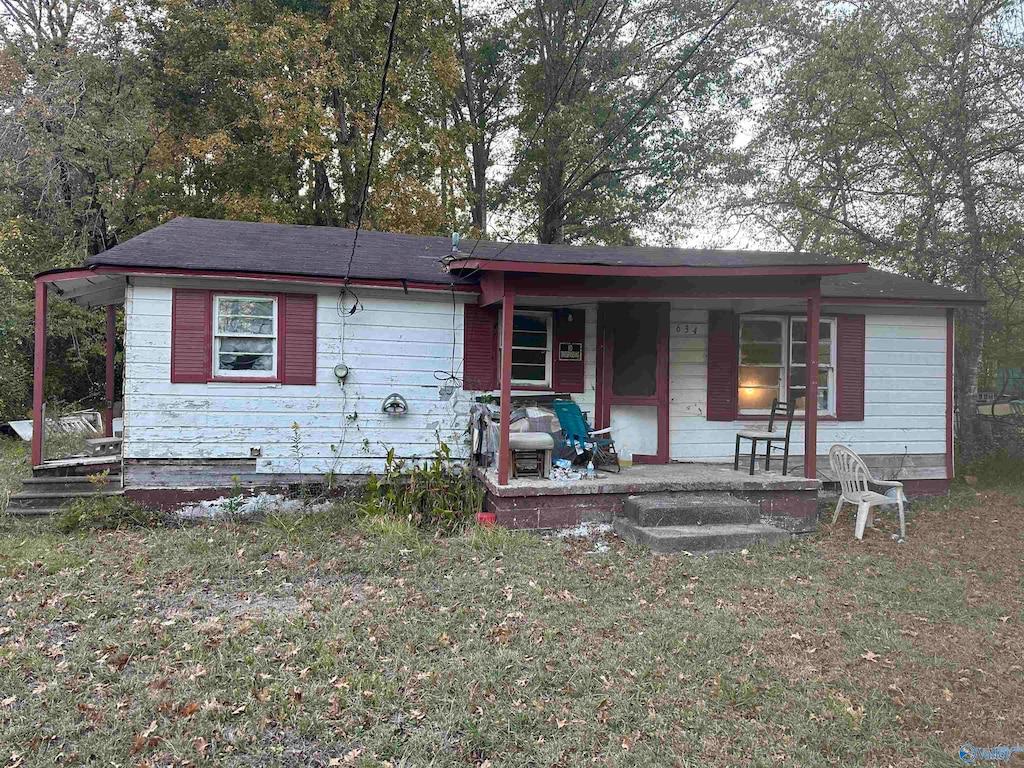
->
[[31, 280, 47, 467], [804, 284, 821, 479], [105, 304, 116, 438], [497, 290, 515, 485]]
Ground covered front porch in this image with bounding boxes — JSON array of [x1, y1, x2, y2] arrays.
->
[[456, 267, 867, 476], [447, 249, 870, 537]]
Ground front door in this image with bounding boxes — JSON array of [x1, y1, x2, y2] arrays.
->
[[597, 303, 670, 464]]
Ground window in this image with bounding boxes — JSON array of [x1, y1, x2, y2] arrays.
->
[[738, 316, 835, 415], [213, 295, 278, 378], [499, 311, 552, 387]]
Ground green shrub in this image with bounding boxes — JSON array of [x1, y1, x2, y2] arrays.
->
[[359, 441, 483, 534], [960, 449, 1024, 488], [56, 494, 163, 533]]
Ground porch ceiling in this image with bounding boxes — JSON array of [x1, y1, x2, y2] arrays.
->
[[48, 274, 125, 308]]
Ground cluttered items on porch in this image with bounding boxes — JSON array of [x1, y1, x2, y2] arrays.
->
[[470, 401, 604, 480]]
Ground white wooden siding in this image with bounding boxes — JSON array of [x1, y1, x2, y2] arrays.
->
[[667, 305, 948, 477], [123, 278, 477, 475], [123, 280, 948, 481]]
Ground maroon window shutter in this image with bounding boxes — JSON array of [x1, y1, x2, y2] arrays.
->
[[552, 308, 585, 393], [170, 288, 211, 383], [836, 314, 866, 421], [463, 302, 498, 390], [706, 310, 738, 421], [281, 293, 317, 385]]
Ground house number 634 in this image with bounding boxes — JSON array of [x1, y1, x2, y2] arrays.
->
[[676, 324, 700, 336]]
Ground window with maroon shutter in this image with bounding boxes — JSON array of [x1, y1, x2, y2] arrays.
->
[[706, 310, 738, 421], [552, 308, 585, 393], [836, 313, 866, 421], [280, 293, 317, 385], [463, 303, 498, 390], [171, 289, 316, 385], [170, 288, 211, 383]]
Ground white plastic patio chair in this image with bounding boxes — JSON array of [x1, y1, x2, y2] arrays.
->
[[828, 444, 907, 541]]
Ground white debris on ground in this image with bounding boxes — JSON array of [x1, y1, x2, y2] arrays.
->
[[173, 493, 330, 521], [550, 521, 613, 553]]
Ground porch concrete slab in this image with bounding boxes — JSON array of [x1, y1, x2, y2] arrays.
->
[[479, 462, 820, 498]]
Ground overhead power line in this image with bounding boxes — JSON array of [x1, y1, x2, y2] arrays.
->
[[341, 0, 401, 313]]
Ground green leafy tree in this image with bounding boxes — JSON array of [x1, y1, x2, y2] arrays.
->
[[151, 0, 468, 234], [733, 0, 1024, 458], [0, 0, 155, 419], [500, 0, 754, 245]]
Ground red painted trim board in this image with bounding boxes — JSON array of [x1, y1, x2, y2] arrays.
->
[[498, 292, 515, 485], [105, 305, 116, 438], [37, 265, 980, 308], [31, 281, 47, 467], [37, 265, 476, 294], [450, 259, 868, 278]]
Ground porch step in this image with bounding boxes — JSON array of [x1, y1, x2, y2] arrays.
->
[[32, 457, 121, 477], [614, 517, 792, 555], [7, 488, 123, 516], [623, 492, 759, 527]]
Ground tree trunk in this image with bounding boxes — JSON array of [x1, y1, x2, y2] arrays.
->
[[311, 159, 337, 226], [470, 138, 487, 235], [538, 158, 565, 244]]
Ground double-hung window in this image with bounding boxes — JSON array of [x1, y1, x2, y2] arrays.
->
[[738, 316, 835, 415], [213, 295, 278, 378], [498, 311, 552, 387]]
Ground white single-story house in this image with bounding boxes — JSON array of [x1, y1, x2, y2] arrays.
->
[[25, 217, 982, 529]]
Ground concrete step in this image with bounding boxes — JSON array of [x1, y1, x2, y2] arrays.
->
[[623, 492, 759, 527], [614, 517, 792, 555]]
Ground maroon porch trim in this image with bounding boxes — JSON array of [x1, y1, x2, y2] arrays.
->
[[37, 265, 476, 294], [31, 280, 47, 467], [450, 259, 867, 278], [105, 305, 116, 437], [804, 286, 821, 479], [498, 291, 515, 485], [479, 272, 504, 306], [595, 303, 671, 464]]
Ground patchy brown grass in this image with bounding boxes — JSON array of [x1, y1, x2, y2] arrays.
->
[[0, 488, 1021, 767]]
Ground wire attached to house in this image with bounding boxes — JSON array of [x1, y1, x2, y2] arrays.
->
[[434, 282, 463, 393], [339, 0, 401, 316]]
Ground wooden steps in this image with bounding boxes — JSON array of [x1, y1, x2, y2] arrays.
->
[[8, 459, 122, 517]]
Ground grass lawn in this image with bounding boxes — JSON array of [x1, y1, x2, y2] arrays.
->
[[1, 450, 1022, 766]]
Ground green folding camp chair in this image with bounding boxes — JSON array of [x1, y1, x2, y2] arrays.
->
[[551, 399, 620, 473]]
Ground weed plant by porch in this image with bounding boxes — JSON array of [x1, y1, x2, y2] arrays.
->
[[358, 442, 483, 534]]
